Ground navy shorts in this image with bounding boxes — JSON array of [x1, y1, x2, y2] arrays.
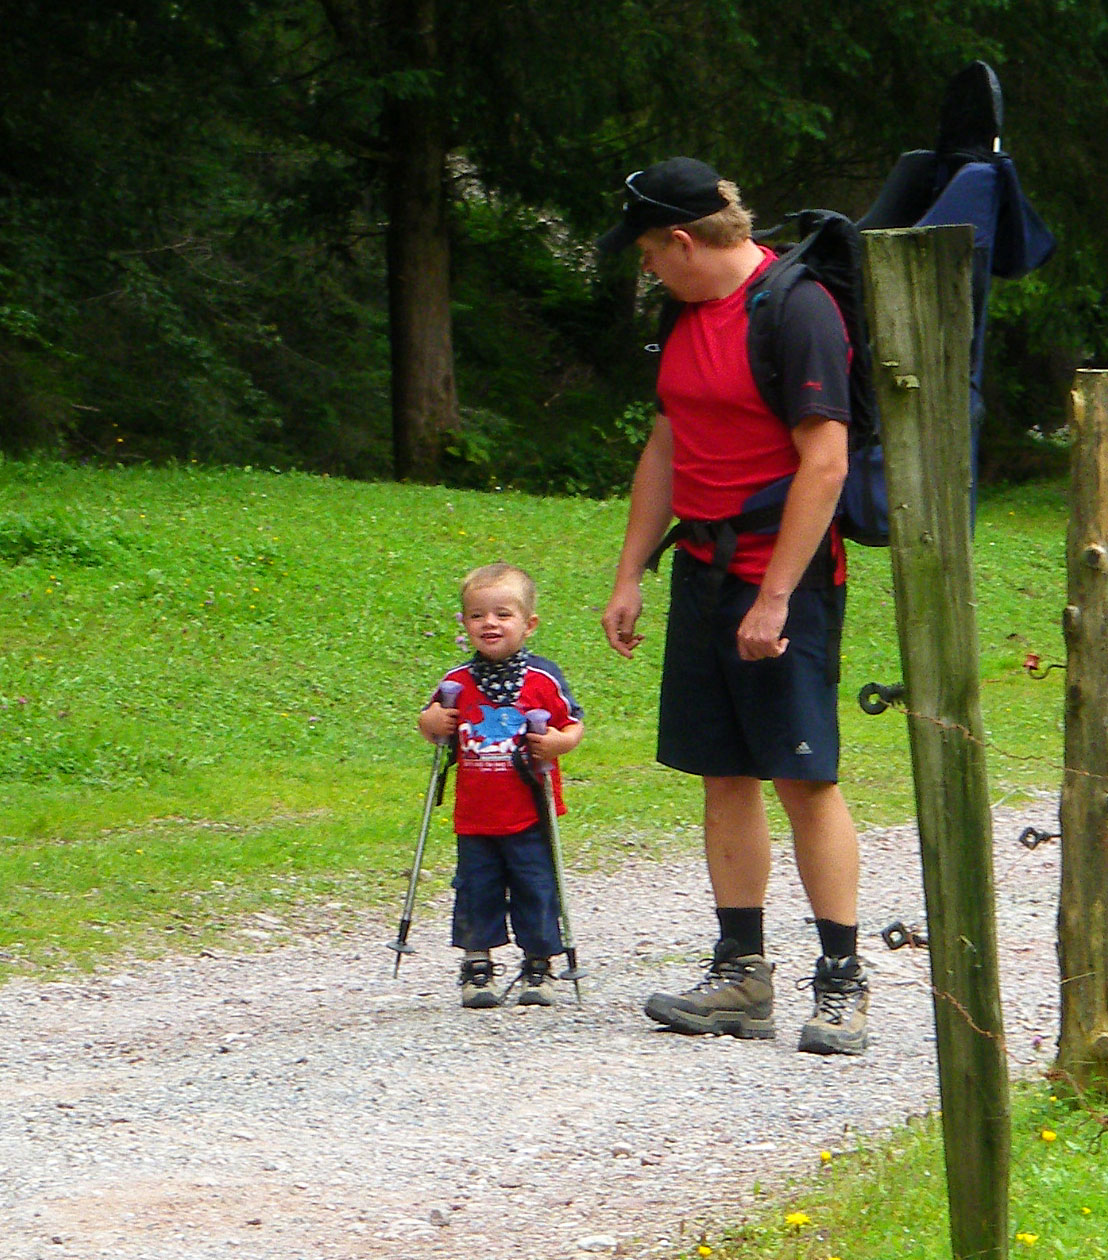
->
[[657, 548, 846, 782], [451, 826, 564, 957]]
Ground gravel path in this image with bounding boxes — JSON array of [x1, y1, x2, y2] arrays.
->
[[0, 795, 1060, 1260]]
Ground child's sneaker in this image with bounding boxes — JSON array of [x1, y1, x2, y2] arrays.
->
[[797, 955, 869, 1054], [459, 956, 502, 1009], [517, 956, 557, 1007]]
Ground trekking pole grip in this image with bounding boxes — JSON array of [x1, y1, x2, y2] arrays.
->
[[525, 708, 552, 771], [435, 680, 464, 743]]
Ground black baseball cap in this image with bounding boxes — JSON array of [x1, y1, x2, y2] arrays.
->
[[597, 157, 729, 253]]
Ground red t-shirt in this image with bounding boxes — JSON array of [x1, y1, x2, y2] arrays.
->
[[657, 247, 850, 584], [432, 657, 583, 837]]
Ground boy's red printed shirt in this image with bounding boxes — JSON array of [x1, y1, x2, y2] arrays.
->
[[433, 656, 583, 837]]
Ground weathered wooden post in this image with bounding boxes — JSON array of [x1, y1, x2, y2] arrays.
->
[[1058, 371, 1108, 1094], [862, 225, 1010, 1260]]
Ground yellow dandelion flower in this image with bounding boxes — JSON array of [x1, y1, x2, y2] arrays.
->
[[1040, 1129, 1057, 1142], [1015, 1231, 1039, 1247], [697, 1247, 712, 1258], [785, 1212, 812, 1229], [1081, 1207, 1091, 1216], [820, 1150, 832, 1163]]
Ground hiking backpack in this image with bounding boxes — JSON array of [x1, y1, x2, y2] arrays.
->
[[748, 209, 888, 547], [648, 209, 889, 570]]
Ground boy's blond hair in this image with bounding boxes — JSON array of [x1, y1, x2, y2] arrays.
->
[[460, 562, 537, 618]]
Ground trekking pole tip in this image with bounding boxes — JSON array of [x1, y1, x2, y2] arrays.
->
[[561, 951, 587, 1004], [388, 920, 416, 976]]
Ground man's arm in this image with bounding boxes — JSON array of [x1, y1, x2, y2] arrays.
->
[[601, 415, 675, 658], [736, 415, 847, 661]]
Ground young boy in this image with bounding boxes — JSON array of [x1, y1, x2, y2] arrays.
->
[[419, 563, 584, 1009]]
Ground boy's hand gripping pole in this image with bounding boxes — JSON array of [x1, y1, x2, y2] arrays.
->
[[388, 680, 463, 976], [525, 709, 586, 1004]]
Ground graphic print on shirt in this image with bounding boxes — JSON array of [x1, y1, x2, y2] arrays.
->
[[462, 704, 526, 763]]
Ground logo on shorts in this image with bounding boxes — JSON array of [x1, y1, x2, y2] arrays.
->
[[794, 741, 813, 755]]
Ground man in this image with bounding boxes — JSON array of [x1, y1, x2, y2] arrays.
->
[[598, 156, 868, 1055]]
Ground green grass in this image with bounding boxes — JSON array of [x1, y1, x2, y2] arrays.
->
[[0, 460, 1088, 1259], [681, 1080, 1107, 1260], [0, 459, 1067, 970]]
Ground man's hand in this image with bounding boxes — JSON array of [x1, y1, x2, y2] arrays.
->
[[734, 417, 846, 661], [736, 590, 789, 660], [601, 581, 645, 658], [600, 415, 673, 660]]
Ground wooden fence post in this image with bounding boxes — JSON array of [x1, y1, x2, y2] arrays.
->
[[1058, 371, 1108, 1094], [862, 225, 1010, 1260]]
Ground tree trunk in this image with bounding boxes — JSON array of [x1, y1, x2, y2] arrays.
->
[[1057, 370, 1108, 1095], [385, 0, 457, 482], [863, 225, 1010, 1260]]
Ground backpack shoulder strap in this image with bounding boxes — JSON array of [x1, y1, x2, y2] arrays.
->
[[744, 248, 812, 423], [652, 296, 684, 353], [749, 211, 879, 450]]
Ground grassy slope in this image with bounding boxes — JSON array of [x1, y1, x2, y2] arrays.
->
[[0, 460, 1067, 969], [4, 461, 1098, 1259]]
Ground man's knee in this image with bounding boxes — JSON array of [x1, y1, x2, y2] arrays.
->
[[774, 777, 838, 812], [703, 774, 762, 815]]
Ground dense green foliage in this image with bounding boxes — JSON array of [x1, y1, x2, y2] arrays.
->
[[1, 3, 1104, 490], [0, 461, 1066, 971]]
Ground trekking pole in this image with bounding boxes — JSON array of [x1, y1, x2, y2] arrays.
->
[[388, 679, 463, 976], [525, 708, 586, 1004]]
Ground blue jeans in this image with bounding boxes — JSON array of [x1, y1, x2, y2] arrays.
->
[[451, 826, 563, 957]]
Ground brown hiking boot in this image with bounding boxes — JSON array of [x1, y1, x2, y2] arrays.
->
[[645, 940, 775, 1038], [797, 955, 869, 1055], [459, 956, 502, 1009], [517, 956, 557, 1008]]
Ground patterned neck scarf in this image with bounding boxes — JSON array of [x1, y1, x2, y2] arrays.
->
[[470, 647, 531, 706]]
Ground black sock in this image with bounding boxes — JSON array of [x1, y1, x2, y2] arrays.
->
[[816, 918, 857, 960], [716, 907, 764, 957]]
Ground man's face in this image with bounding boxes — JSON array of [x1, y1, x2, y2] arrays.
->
[[636, 229, 694, 300]]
